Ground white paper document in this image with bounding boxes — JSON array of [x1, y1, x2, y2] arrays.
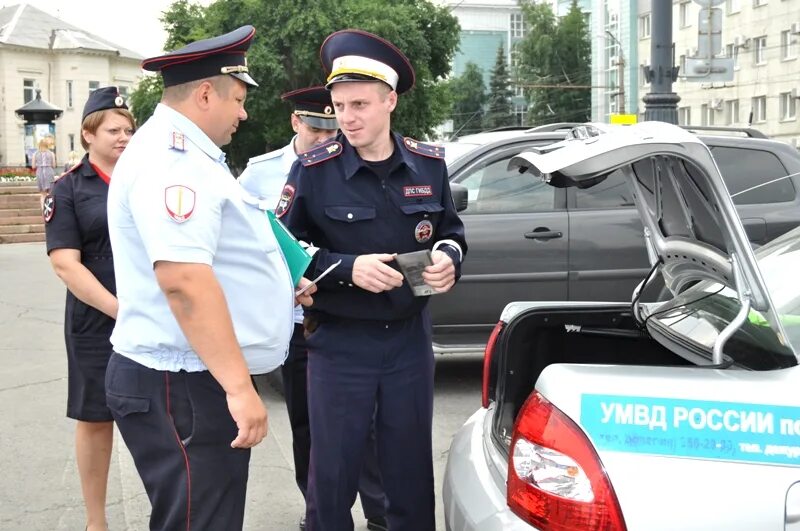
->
[[295, 259, 342, 296]]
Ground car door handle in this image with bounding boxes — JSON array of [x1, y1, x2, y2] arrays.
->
[[524, 229, 563, 240]]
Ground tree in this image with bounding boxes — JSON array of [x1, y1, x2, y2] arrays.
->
[[516, 0, 590, 125], [483, 45, 515, 130], [447, 62, 486, 137], [128, 74, 163, 129], [127, 0, 460, 171]]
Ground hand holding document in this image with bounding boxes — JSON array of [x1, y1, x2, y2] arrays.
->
[[394, 250, 437, 297]]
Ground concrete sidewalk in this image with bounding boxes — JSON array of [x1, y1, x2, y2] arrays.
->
[[0, 242, 351, 530], [0, 242, 476, 530]]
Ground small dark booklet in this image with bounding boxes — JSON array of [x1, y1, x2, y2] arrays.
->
[[395, 249, 437, 297]]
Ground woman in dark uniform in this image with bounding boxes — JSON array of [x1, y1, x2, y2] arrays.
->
[[44, 87, 134, 531]]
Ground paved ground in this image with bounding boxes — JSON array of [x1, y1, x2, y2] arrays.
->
[[0, 242, 482, 530]]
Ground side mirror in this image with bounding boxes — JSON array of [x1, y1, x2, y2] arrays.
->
[[450, 183, 469, 213]]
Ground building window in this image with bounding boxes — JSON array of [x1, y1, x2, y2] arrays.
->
[[752, 95, 767, 123], [726, 43, 741, 70], [754, 36, 767, 65], [727, 0, 741, 13], [118, 86, 129, 98], [753, 0, 767, 7], [639, 14, 651, 39], [514, 85, 524, 98], [510, 13, 524, 38], [679, 2, 691, 27], [89, 80, 100, 92], [679, 54, 687, 75], [780, 92, 797, 120], [513, 103, 527, 125], [701, 104, 712, 126], [68, 133, 75, 152], [782, 30, 796, 60], [678, 106, 692, 126], [23, 79, 35, 103], [725, 99, 739, 124], [66, 80, 74, 108], [641, 61, 651, 87]]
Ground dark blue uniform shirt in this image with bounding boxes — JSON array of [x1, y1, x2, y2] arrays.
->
[[281, 132, 467, 322], [45, 154, 115, 338]]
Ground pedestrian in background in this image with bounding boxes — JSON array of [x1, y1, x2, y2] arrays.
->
[[62, 150, 82, 175], [106, 26, 312, 531], [44, 86, 134, 531], [33, 138, 56, 210], [239, 85, 388, 531], [281, 29, 467, 531]]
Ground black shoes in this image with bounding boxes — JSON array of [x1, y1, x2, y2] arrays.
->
[[366, 516, 389, 531]]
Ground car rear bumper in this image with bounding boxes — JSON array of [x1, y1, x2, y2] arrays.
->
[[443, 407, 533, 531]]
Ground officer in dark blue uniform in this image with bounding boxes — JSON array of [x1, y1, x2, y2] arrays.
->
[[44, 86, 135, 531], [280, 29, 467, 531], [239, 86, 388, 531]]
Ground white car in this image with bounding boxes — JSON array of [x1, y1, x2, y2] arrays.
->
[[443, 122, 800, 531]]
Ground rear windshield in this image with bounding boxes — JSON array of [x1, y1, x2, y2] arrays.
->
[[651, 227, 800, 369]]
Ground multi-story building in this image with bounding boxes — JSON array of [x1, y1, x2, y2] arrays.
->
[[638, 0, 800, 145], [434, 0, 528, 130], [0, 4, 142, 166]]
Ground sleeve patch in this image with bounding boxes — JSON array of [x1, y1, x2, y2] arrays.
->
[[164, 185, 196, 223], [299, 141, 342, 167], [42, 194, 55, 223], [275, 184, 295, 219], [403, 137, 445, 159]]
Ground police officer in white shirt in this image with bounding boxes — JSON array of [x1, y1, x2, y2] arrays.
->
[[239, 86, 388, 531], [106, 26, 314, 531]]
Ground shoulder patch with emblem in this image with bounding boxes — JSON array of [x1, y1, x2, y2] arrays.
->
[[299, 140, 342, 167], [403, 137, 445, 159], [275, 184, 295, 219], [42, 194, 55, 223], [164, 185, 196, 223]]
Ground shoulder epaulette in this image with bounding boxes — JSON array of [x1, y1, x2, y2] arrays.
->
[[300, 140, 342, 167], [247, 148, 282, 166], [53, 161, 83, 187], [168, 130, 186, 152], [403, 137, 444, 159]]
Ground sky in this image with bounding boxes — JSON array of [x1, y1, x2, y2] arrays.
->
[[6, 0, 213, 57]]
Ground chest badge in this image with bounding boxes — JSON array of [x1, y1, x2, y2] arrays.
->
[[164, 185, 196, 223], [415, 220, 433, 243], [275, 184, 295, 219], [42, 194, 55, 223], [404, 185, 433, 198], [170, 131, 186, 152]]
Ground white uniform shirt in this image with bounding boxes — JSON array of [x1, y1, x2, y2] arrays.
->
[[238, 136, 305, 325], [108, 104, 295, 374]]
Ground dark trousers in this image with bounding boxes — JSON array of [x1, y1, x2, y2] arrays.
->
[[105, 353, 251, 531], [282, 323, 386, 519], [304, 311, 436, 531]]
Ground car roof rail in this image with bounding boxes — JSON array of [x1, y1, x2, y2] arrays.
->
[[680, 125, 768, 139], [524, 122, 585, 133], [484, 125, 530, 133]]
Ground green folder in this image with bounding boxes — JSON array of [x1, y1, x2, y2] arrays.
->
[[267, 210, 312, 286]]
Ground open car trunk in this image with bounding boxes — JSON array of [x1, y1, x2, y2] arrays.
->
[[489, 304, 691, 454]]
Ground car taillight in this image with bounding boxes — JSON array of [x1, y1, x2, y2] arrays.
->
[[507, 391, 627, 531], [482, 321, 504, 408]]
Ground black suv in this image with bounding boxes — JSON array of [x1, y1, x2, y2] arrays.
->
[[432, 124, 800, 351]]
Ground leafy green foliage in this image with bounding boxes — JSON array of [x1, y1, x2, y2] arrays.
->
[[447, 62, 486, 137], [484, 45, 515, 130], [126, 0, 460, 170], [516, 0, 590, 125]]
